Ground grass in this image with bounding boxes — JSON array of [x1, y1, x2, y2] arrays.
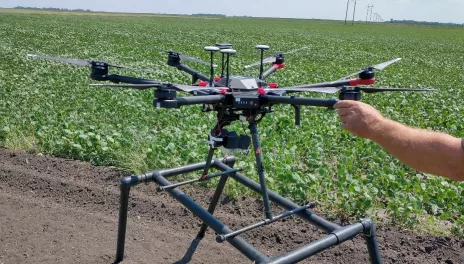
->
[[0, 10, 463, 236]]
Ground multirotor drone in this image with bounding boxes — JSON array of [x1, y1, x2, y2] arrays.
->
[[28, 43, 436, 264]]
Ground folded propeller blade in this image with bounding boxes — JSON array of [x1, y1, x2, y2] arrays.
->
[[87, 83, 225, 93], [283, 46, 309, 55], [243, 46, 309, 69], [272, 87, 341, 94], [178, 54, 217, 67], [27, 54, 91, 67], [337, 58, 402, 81], [267, 86, 438, 94], [87, 83, 164, 90], [373, 58, 402, 70], [358, 87, 438, 93], [27, 53, 136, 70], [136, 42, 215, 67], [243, 57, 277, 69]]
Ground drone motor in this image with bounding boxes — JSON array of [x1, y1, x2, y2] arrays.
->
[[359, 68, 375, 80], [167, 52, 181, 66], [339, 89, 362, 101], [154, 88, 177, 100], [90, 62, 109, 80]]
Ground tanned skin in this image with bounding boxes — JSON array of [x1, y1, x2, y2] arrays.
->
[[334, 100, 464, 181]]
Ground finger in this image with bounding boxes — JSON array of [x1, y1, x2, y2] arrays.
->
[[339, 115, 351, 123], [334, 100, 357, 109], [337, 108, 351, 116], [340, 122, 353, 131]]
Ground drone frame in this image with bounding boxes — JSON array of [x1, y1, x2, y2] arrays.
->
[[28, 45, 438, 264]]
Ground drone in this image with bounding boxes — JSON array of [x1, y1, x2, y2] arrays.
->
[[27, 43, 435, 124], [28, 44, 437, 264]]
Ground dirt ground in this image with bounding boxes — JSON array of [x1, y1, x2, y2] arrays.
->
[[0, 148, 462, 264]]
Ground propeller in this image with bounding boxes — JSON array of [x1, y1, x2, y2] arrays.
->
[[87, 83, 224, 93], [337, 58, 402, 81], [269, 87, 342, 94], [273, 85, 437, 94], [136, 42, 216, 67], [353, 87, 438, 93], [243, 46, 309, 69], [167, 50, 216, 67], [88, 83, 162, 90], [26, 53, 135, 70]]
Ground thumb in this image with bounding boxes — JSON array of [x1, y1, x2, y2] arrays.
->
[[334, 100, 357, 109]]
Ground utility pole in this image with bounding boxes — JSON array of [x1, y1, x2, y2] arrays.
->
[[352, 0, 357, 25], [345, 0, 351, 25], [345, 0, 357, 25], [366, 4, 373, 22], [370, 6, 374, 21]]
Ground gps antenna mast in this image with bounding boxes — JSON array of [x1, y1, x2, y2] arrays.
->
[[215, 43, 233, 78], [204, 46, 220, 86], [256, 45, 270, 79], [220, 48, 236, 87]]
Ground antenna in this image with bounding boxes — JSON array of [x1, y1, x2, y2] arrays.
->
[[215, 43, 232, 78], [255, 45, 270, 79], [220, 48, 236, 87], [204, 46, 220, 86]]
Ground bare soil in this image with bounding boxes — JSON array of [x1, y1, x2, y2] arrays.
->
[[0, 148, 462, 264]]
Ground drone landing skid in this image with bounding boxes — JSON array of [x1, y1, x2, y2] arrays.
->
[[115, 158, 382, 264], [114, 123, 383, 264]]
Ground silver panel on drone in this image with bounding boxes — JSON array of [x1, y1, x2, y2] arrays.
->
[[217, 76, 265, 89]]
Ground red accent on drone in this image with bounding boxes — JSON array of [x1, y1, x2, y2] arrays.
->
[[349, 78, 376, 86], [257, 88, 266, 95], [273, 63, 286, 70], [198, 81, 208, 87], [268, 83, 278, 89]]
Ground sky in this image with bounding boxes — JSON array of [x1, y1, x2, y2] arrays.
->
[[1, 0, 463, 24]]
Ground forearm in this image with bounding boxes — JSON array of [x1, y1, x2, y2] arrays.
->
[[369, 118, 464, 181]]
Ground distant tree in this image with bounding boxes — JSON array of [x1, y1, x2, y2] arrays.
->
[[14, 6, 94, 12], [191, 13, 226, 17], [387, 19, 463, 27]]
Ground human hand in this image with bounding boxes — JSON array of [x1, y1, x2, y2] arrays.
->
[[333, 100, 385, 139]]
